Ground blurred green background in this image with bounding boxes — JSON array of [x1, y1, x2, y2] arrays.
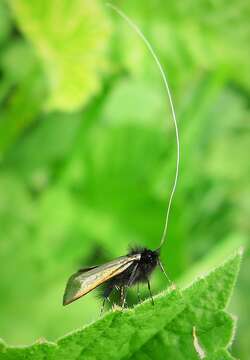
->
[[0, 0, 249, 358]]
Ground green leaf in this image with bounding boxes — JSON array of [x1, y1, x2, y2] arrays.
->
[[0, 251, 242, 360], [8, 0, 111, 111], [0, 2, 12, 46], [205, 349, 235, 360], [0, 38, 46, 154]]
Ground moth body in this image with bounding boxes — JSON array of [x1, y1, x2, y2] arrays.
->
[[63, 247, 160, 308]]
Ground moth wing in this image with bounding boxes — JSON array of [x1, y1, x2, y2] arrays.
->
[[63, 253, 140, 305]]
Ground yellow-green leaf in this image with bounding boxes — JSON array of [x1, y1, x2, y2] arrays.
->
[[8, 0, 111, 111]]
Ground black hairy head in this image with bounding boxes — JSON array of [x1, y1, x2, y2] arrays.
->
[[128, 247, 159, 267]]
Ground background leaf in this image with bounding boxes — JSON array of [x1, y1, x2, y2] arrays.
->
[[8, 0, 111, 111]]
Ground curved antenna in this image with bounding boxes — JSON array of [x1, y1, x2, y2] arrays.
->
[[106, 3, 180, 249]]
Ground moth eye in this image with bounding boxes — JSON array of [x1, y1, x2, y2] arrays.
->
[[147, 254, 153, 262]]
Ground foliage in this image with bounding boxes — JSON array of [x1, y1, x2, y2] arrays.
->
[[7, 0, 110, 111], [0, 0, 249, 359], [0, 252, 242, 360]]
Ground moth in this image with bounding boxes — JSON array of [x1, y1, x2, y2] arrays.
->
[[63, 3, 179, 311], [63, 247, 168, 310]]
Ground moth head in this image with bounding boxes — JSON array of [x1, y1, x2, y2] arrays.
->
[[141, 248, 159, 265]]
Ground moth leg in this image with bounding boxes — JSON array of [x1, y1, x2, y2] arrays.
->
[[100, 298, 106, 315], [120, 263, 139, 307], [120, 286, 126, 308], [158, 260, 172, 285], [137, 283, 141, 303], [101, 284, 114, 314], [127, 263, 138, 287], [120, 264, 140, 308], [147, 279, 154, 305]]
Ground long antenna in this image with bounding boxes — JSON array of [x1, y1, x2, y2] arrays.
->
[[106, 3, 180, 249]]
